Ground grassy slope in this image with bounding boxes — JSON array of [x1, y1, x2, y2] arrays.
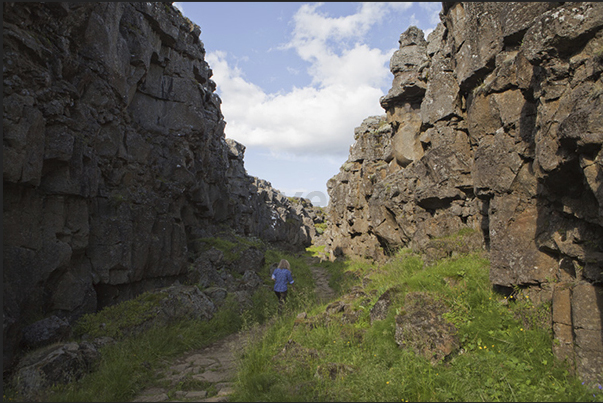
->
[[231, 246, 602, 402]]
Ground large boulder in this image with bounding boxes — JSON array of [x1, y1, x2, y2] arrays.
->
[[152, 285, 217, 326], [21, 316, 72, 351], [12, 341, 101, 401], [394, 292, 459, 365], [380, 26, 429, 109]]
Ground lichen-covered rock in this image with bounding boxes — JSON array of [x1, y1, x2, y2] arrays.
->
[[241, 270, 264, 290], [12, 341, 101, 401], [203, 287, 229, 307], [369, 286, 403, 324], [224, 139, 314, 250], [394, 292, 458, 365], [571, 283, 603, 384], [21, 316, 72, 351], [154, 285, 217, 325]]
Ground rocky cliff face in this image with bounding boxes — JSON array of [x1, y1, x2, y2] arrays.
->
[[3, 2, 314, 371], [224, 138, 316, 249], [325, 2, 603, 384]]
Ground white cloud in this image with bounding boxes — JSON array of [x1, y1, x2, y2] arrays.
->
[[287, 2, 385, 42], [173, 2, 184, 13], [387, 2, 414, 12], [207, 54, 385, 155], [308, 43, 392, 88], [208, 52, 386, 155], [206, 2, 407, 157], [286, 66, 300, 75], [408, 13, 420, 29], [419, 2, 443, 27]]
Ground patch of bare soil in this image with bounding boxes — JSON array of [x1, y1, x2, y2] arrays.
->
[[306, 256, 336, 304]]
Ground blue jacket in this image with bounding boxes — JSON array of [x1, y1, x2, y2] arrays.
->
[[272, 268, 294, 292]]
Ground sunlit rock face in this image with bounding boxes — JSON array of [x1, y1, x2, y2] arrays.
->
[[325, 2, 603, 384], [3, 2, 314, 371]]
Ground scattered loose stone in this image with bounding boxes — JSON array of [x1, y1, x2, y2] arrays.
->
[[131, 326, 266, 402]]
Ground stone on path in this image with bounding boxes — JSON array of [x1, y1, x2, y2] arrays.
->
[[131, 326, 265, 402]]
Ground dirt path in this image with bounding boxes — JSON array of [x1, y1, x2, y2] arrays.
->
[[132, 257, 335, 402], [307, 256, 336, 304], [132, 324, 265, 402]]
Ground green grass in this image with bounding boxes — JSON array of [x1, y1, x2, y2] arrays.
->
[[229, 248, 602, 402], [72, 291, 165, 339], [315, 222, 328, 235], [196, 232, 267, 262], [196, 236, 241, 261], [307, 244, 358, 296]]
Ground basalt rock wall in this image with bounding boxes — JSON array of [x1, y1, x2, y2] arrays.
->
[[3, 2, 313, 371], [325, 2, 603, 384]]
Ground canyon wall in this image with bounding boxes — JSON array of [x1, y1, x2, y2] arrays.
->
[[325, 2, 603, 384], [3, 2, 314, 371]]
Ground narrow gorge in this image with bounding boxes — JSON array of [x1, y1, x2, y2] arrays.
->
[[3, 1, 603, 390]]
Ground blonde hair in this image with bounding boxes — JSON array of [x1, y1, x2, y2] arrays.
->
[[278, 259, 290, 270]]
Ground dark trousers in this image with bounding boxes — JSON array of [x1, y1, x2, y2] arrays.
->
[[275, 290, 288, 314]]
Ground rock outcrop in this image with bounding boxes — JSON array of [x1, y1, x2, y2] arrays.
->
[[12, 341, 102, 402], [3, 2, 314, 372], [394, 292, 459, 365], [224, 138, 315, 250], [325, 2, 603, 385]]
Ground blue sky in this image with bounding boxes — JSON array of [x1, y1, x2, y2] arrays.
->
[[175, 2, 442, 206]]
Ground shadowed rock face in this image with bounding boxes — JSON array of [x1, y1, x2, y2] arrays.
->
[[325, 2, 603, 384], [3, 2, 314, 371]]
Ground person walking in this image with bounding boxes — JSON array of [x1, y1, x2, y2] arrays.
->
[[271, 259, 294, 314]]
